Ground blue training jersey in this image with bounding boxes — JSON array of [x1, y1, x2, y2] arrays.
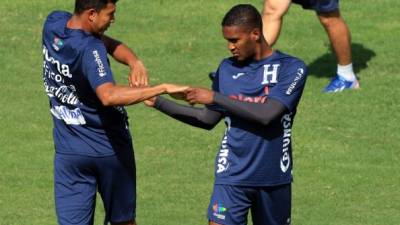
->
[[42, 11, 132, 157], [209, 51, 307, 186]]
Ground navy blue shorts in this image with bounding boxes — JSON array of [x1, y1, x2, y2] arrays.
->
[[207, 184, 291, 225], [54, 152, 136, 225], [292, 0, 339, 13]]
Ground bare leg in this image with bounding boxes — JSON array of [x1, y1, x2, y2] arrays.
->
[[317, 9, 352, 66], [209, 220, 223, 225], [262, 0, 292, 46]]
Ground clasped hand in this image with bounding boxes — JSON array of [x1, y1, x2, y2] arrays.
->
[[145, 85, 214, 107], [165, 85, 214, 105]]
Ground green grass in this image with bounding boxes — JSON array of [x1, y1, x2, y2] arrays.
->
[[1, 0, 399, 224]]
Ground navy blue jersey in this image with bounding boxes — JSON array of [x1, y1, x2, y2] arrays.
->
[[209, 51, 307, 186], [42, 11, 132, 156]]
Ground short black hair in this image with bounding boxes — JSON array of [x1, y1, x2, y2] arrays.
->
[[74, 0, 118, 15], [221, 4, 262, 30]]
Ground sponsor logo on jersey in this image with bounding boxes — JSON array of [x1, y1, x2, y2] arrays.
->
[[50, 105, 86, 125], [43, 45, 72, 79], [228, 86, 269, 104], [229, 94, 267, 103], [213, 203, 227, 220], [280, 113, 292, 173], [232, 72, 246, 80], [216, 117, 231, 174], [44, 81, 80, 105], [92, 50, 107, 77], [286, 68, 304, 95], [216, 135, 230, 173]]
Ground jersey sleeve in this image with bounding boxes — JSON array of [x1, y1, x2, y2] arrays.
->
[[82, 41, 115, 91], [267, 60, 307, 112], [206, 66, 226, 113]]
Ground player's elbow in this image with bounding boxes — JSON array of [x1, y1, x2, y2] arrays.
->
[[259, 119, 272, 126], [99, 93, 114, 107], [256, 115, 274, 126], [97, 89, 118, 107], [96, 83, 118, 107]]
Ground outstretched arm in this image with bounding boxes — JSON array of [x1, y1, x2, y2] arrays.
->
[[95, 83, 188, 106], [101, 35, 148, 87], [146, 97, 222, 130]]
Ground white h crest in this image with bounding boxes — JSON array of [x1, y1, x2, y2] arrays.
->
[[261, 64, 280, 84]]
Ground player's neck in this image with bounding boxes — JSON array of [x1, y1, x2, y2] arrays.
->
[[67, 14, 92, 33], [254, 39, 273, 61]]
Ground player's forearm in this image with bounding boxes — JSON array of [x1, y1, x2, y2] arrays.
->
[[213, 93, 286, 126], [101, 35, 140, 67], [154, 97, 222, 130], [112, 43, 141, 68], [98, 84, 167, 106]]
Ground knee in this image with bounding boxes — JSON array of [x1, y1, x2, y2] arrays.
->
[[318, 10, 342, 28], [263, 4, 287, 20]]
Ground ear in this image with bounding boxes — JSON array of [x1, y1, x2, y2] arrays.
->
[[88, 9, 97, 22], [251, 28, 261, 42]]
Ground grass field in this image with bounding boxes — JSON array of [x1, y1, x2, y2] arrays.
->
[[0, 0, 399, 224]]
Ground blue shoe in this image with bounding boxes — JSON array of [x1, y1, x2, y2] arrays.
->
[[323, 75, 359, 93]]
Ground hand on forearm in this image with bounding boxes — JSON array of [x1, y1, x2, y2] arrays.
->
[[128, 60, 149, 87], [101, 35, 149, 87]]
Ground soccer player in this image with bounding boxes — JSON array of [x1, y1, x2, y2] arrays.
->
[[145, 4, 307, 225], [42, 0, 187, 224], [262, 0, 358, 92]]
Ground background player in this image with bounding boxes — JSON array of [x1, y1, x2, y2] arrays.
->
[[145, 4, 307, 225], [262, 0, 358, 92], [42, 0, 187, 224]]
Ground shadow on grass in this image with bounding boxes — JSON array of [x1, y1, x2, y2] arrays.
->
[[307, 43, 376, 80]]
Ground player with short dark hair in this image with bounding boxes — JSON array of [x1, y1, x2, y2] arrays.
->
[[145, 4, 307, 225], [221, 4, 262, 29], [74, 0, 118, 14], [42, 0, 187, 224], [262, 0, 358, 92]]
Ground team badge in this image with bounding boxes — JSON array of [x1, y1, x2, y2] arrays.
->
[[52, 37, 64, 51]]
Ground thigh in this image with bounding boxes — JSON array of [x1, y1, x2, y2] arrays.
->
[[96, 151, 136, 224], [207, 184, 253, 225], [251, 184, 292, 225], [54, 153, 97, 225]]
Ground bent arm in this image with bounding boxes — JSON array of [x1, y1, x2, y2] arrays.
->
[[154, 97, 222, 130], [101, 35, 139, 67], [213, 93, 286, 126], [101, 35, 148, 86]]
